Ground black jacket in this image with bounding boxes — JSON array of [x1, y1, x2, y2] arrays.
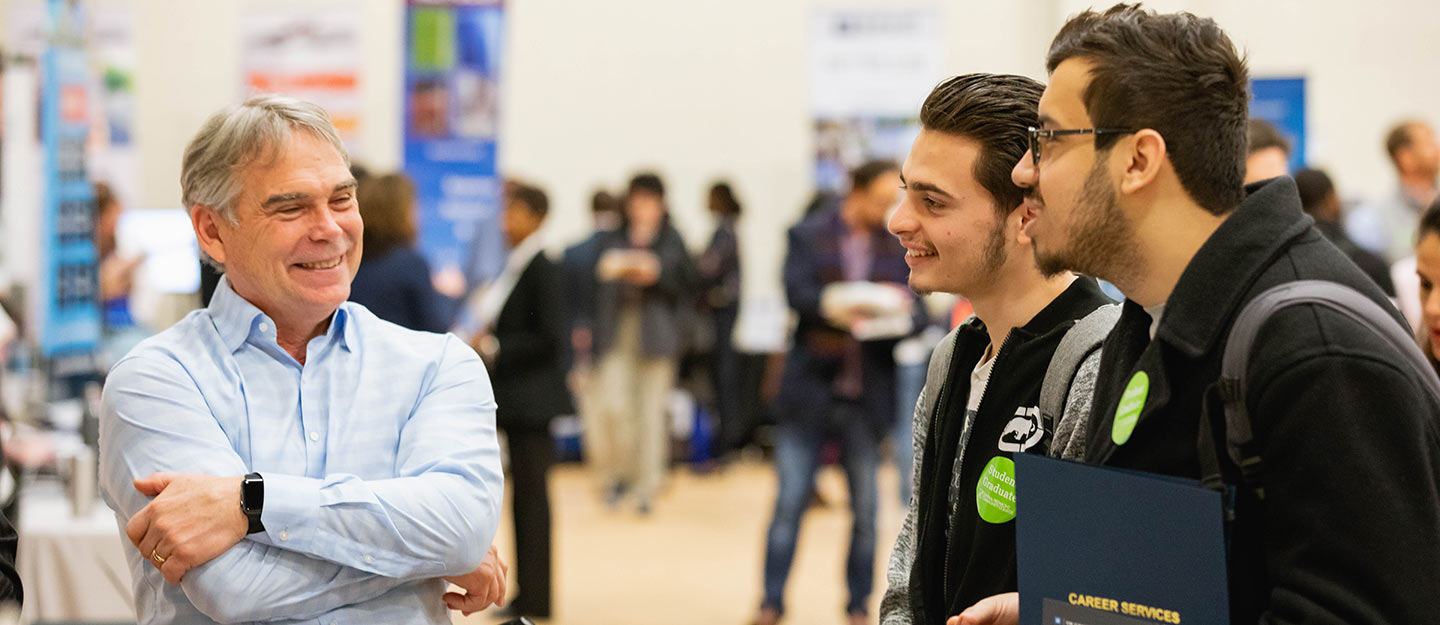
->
[[910, 277, 1111, 624], [775, 208, 916, 432], [592, 223, 698, 359], [1085, 177, 1440, 624], [492, 252, 574, 431]]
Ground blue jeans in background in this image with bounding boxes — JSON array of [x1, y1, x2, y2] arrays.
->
[[761, 400, 880, 616], [893, 359, 927, 506]]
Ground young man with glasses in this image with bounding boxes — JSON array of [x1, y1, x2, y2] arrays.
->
[[878, 73, 1114, 625], [955, 5, 1440, 624]]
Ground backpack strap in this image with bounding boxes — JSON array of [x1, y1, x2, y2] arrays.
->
[[1040, 303, 1122, 434], [1203, 280, 1440, 499]]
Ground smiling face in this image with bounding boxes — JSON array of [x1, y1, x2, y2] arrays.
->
[[888, 130, 1009, 297], [1011, 57, 1140, 281], [1417, 232, 1440, 357], [193, 130, 361, 330]]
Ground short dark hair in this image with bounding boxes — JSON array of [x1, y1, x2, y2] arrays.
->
[[1386, 121, 1424, 164], [591, 189, 619, 215], [1420, 197, 1440, 243], [1292, 168, 1334, 214], [709, 181, 741, 216], [919, 73, 1044, 214], [628, 172, 665, 199], [1247, 119, 1290, 157], [850, 160, 898, 193], [1047, 3, 1249, 215], [509, 184, 549, 219]]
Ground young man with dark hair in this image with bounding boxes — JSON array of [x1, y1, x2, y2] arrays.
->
[[879, 73, 1113, 625], [975, 5, 1440, 625]]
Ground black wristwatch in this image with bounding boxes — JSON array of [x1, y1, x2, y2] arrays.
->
[[240, 472, 265, 534]]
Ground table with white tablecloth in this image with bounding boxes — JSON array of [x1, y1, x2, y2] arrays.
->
[[15, 482, 134, 624]]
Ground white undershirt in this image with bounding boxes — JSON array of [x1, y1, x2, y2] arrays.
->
[[968, 346, 997, 415], [1145, 303, 1167, 340]]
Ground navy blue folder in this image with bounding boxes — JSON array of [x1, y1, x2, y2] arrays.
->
[[1015, 453, 1230, 625]]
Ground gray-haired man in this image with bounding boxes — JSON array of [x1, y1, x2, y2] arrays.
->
[[99, 95, 507, 624]]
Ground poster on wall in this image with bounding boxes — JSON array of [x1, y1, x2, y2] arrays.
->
[[1251, 77, 1306, 172], [404, 0, 505, 291], [38, 0, 99, 364], [240, 3, 362, 151], [808, 7, 943, 191], [86, 5, 137, 212]]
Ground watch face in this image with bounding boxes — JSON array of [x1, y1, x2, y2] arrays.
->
[[242, 475, 263, 512]]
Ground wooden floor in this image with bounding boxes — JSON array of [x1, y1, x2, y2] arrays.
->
[[456, 459, 906, 625]]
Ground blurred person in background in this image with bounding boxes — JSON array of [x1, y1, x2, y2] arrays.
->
[[94, 181, 143, 330], [589, 173, 697, 514], [349, 172, 452, 333], [100, 95, 506, 624], [1347, 119, 1440, 261], [697, 181, 743, 461], [754, 160, 913, 625], [563, 189, 622, 370], [1412, 198, 1440, 376], [456, 183, 570, 619], [1293, 168, 1395, 296], [1243, 118, 1290, 185]]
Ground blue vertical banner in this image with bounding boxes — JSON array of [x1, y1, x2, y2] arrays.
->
[[39, 0, 100, 360], [403, 0, 505, 290], [1251, 77, 1307, 172]]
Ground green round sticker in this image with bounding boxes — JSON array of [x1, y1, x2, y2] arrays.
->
[[976, 456, 1017, 524], [1112, 371, 1149, 445]]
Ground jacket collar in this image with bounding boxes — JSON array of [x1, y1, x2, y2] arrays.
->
[[1014, 276, 1112, 341], [953, 276, 1113, 354], [1152, 177, 1314, 359]]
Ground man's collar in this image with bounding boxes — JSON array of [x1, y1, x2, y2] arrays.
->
[[208, 275, 354, 353], [1018, 276, 1111, 336], [1151, 176, 1314, 358]]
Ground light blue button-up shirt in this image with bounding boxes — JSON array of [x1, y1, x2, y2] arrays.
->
[[99, 277, 503, 625]]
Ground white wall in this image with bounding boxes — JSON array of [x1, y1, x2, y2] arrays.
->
[[6, 0, 1439, 304]]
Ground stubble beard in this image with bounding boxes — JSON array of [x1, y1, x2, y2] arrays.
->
[[907, 219, 1008, 299], [1033, 160, 1139, 282]]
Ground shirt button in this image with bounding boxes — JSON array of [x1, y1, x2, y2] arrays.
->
[[364, 554, 374, 564], [309, 431, 319, 441], [258, 322, 269, 333], [278, 531, 289, 541]]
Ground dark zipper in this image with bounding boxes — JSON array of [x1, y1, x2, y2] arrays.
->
[[943, 329, 1016, 606]]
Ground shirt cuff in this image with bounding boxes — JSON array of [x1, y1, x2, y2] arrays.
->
[[259, 473, 324, 551]]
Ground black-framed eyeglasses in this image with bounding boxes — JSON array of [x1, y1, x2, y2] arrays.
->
[[1026, 127, 1137, 166]]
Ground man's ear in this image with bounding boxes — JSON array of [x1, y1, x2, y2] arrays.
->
[[190, 205, 227, 266], [1013, 200, 1036, 247], [1119, 129, 1167, 196]]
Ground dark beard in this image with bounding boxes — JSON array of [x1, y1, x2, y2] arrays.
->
[[1034, 160, 1138, 281]]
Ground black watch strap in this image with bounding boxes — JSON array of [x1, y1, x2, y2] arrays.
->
[[241, 472, 265, 534]]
